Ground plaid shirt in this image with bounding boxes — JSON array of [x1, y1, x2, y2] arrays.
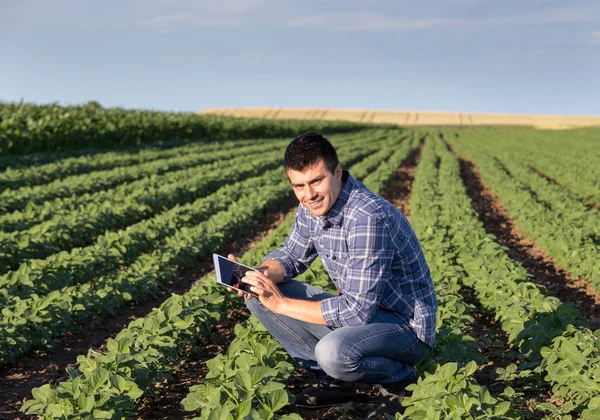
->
[[265, 171, 438, 347]]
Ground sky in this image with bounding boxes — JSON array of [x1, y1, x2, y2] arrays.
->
[[1, 0, 599, 116]]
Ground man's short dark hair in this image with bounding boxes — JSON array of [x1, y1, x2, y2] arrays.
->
[[284, 131, 340, 174]]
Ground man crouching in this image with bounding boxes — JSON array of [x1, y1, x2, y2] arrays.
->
[[227, 131, 437, 417]]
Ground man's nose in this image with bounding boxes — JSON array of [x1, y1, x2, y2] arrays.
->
[[306, 185, 317, 199]]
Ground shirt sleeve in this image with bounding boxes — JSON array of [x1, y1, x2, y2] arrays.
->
[[264, 205, 318, 279], [321, 212, 393, 327]]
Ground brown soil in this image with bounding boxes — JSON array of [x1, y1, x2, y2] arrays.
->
[[0, 195, 299, 420], [528, 165, 600, 211], [445, 141, 600, 328], [381, 140, 423, 219]]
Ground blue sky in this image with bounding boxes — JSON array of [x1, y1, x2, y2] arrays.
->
[[1, 0, 599, 115]]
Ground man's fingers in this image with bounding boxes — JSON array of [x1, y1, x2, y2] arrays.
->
[[227, 254, 238, 262]]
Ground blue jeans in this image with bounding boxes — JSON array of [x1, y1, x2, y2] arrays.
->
[[245, 279, 430, 384]]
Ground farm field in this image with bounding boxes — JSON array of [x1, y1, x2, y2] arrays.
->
[[0, 103, 599, 419], [200, 108, 600, 130]]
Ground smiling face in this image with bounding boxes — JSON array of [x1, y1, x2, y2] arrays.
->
[[286, 158, 344, 217]]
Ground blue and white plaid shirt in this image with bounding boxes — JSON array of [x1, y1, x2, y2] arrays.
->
[[265, 171, 438, 347]]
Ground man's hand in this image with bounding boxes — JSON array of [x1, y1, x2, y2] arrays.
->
[[242, 270, 287, 313], [225, 254, 248, 298]]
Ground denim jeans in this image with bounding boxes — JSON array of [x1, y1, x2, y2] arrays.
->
[[245, 279, 430, 384]]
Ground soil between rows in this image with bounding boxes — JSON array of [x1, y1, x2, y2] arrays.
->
[[0, 194, 299, 420]]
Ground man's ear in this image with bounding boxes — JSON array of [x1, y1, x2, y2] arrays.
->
[[336, 163, 343, 179]]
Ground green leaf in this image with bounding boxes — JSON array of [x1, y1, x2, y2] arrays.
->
[[266, 389, 288, 412], [234, 370, 252, 392]]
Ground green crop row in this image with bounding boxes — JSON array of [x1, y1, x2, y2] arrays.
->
[[19, 136, 397, 418], [0, 137, 256, 192], [450, 130, 600, 292], [0, 101, 383, 155], [538, 326, 600, 418], [0, 138, 291, 214]]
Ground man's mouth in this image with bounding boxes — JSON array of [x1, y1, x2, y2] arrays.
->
[[308, 197, 324, 208]]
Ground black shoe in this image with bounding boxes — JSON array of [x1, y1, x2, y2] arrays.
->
[[294, 377, 359, 408], [365, 376, 417, 419]]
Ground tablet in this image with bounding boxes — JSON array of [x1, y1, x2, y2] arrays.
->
[[213, 254, 259, 297]]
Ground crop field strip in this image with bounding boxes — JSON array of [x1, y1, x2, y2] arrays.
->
[[17, 132, 420, 418], [201, 107, 600, 129], [449, 130, 600, 294], [2, 115, 599, 419], [145, 134, 423, 419], [0, 130, 399, 368], [449, 137, 600, 415], [1, 130, 398, 416], [462, 128, 600, 209], [138, 134, 426, 419], [0, 131, 383, 235], [458, 128, 600, 209], [0, 131, 390, 305], [454, 142, 600, 326], [438, 134, 600, 418], [1, 102, 378, 156], [0, 137, 263, 192], [0, 131, 392, 273], [376, 133, 597, 418]]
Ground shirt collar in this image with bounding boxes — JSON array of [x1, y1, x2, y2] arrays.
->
[[321, 170, 355, 228]]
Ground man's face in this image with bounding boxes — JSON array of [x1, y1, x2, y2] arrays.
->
[[286, 159, 343, 217]]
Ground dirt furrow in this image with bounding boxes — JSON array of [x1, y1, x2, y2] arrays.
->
[[0, 196, 299, 420]]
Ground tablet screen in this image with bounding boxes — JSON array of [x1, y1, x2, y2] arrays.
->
[[213, 254, 257, 296]]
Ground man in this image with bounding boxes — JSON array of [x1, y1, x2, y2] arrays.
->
[[228, 131, 437, 416]]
